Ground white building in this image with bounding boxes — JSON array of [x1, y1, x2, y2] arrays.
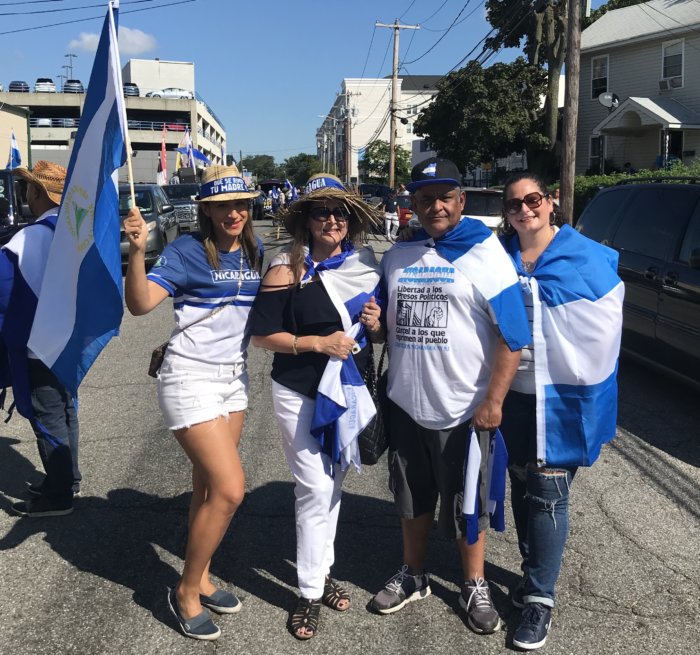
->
[[318, 75, 440, 184]]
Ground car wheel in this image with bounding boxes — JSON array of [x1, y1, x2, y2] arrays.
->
[[152, 94, 161, 98]]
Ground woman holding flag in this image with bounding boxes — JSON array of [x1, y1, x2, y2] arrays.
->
[[498, 172, 624, 650], [250, 173, 382, 640], [124, 164, 263, 641]]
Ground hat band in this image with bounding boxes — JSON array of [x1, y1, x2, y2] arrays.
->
[[200, 176, 250, 199], [304, 176, 346, 195]]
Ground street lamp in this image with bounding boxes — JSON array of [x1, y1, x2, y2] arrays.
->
[[64, 53, 77, 80]]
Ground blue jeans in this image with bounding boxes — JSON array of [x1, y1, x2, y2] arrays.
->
[[28, 358, 80, 502], [501, 390, 577, 608]]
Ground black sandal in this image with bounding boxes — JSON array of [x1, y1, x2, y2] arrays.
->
[[322, 575, 351, 612], [289, 597, 321, 640]]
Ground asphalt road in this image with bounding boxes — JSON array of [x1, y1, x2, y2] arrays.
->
[[0, 220, 698, 654]]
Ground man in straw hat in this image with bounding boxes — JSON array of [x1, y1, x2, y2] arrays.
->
[[0, 161, 81, 517], [370, 157, 530, 635]]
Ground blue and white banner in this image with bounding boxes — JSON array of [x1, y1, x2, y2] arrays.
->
[[410, 217, 530, 351], [27, 0, 127, 395], [6, 130, 21, 170], [503, 225, 624, 466]]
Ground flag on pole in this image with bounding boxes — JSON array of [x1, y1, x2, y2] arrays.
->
[[156, 124, 167, 185], [184, 127, 196, 168], [6, 130, 21, 170], [27, 0, 128, 395], [176, 146, 211, 165]]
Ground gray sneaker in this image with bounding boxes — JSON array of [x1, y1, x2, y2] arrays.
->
[[371, 565, 431, 614], [459, 577, 502, 634]]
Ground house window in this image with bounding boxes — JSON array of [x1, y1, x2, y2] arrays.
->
[[591, 55, 608, 99], [406, 123, 412, 134], [662, 39, 683, 87]]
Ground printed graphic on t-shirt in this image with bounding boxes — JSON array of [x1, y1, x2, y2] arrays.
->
[[394, 264, 453, 351]]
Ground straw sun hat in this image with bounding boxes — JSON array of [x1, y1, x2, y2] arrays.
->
[[13, 160, 67, 206], [283, 173, 381, 233], [195, 164, 260, 202]]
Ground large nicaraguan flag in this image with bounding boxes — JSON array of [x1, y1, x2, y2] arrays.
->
[[27, 0, 127, 395], [410, 216, 531, 351], [502, 224, 624, 467], [6, 130, 21, 170], [269, 244, 381, 472]]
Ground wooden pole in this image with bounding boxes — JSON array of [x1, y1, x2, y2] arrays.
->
[[561, 0, 581, 224]]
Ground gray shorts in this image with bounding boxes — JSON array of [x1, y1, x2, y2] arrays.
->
[[387, 400, 490, 539]]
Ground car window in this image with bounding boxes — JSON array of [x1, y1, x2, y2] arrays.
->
[[119, 190, 154, 215], [464, 193, 502, 217], [611, 187, 696, 259], [577, 188, 631, 243], [678, 199, 700, 264]]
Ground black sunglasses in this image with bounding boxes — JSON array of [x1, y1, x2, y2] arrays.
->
[[309, 206, 351, 222], [504, 192, 549, 215]]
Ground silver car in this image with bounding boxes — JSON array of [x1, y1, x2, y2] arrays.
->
[[146, 87, 194, 99]]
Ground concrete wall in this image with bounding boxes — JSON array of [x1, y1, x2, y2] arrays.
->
[[122, 59, 195, 97], [0, 106, 30, 167]]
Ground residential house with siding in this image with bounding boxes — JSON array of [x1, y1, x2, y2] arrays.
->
[[577, 0, 700, 175]]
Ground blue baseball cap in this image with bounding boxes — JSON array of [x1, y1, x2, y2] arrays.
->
[[406, 157, 462, 192]]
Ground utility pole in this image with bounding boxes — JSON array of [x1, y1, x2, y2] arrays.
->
[[561, 0, 582, 223], [64, 53, 77, 79], [376, 19, 419, 188]]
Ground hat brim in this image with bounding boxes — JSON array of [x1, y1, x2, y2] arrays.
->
[[282, 187, 382, 233], [196, 190, 260, 202], [406, 177, 461, 192], [13, 167, 63, 205]]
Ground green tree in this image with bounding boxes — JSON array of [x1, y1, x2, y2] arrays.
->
[[414, 58, 548, 172], [358, 140, 411, 185], [240, 154, 279, 180], [282, 153, 323, 187]]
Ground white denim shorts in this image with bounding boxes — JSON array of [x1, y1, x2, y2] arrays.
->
[[157, 357, 249, 431]]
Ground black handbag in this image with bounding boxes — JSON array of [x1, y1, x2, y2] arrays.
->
[[358, 343, 389, 465]]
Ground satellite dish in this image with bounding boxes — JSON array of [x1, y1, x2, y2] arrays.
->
[[598, 92, 620, 110]]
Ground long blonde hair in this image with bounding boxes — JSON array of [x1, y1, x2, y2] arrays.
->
[[197, 201, 260, 272]]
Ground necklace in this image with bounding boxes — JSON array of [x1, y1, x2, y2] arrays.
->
[[521, 227, 555, 274]]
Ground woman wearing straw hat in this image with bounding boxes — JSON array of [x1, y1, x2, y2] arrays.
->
[[250, 173, 383, 640], [123, 164, 263, 641]]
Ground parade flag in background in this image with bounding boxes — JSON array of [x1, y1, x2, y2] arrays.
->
[[184, 128, 196, 168], [156, 124, 167, 185], [27, 0, 128, 395], [6, 130, 21, 170], [174, 131, 186, 171], [285, 179, 298, 202], [176, 145, 211, 165]]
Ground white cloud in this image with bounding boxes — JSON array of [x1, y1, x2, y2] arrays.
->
[[68, 27, 156, 55]]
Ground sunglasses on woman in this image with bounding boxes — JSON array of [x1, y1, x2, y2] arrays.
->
[[309, 206, 351, 222], [504, 192, 549, 215]]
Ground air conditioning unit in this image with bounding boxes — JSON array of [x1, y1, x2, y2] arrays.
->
[[670, 76, 683, 88], [659, 79, 671, 91]]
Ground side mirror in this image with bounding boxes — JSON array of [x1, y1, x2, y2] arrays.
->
[[689, 247, 700, 269], [161, 203, 174, 214]]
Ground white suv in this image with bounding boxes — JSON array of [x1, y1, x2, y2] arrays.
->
[[408, 188, 504, 231], [34, 78, 56, 93]]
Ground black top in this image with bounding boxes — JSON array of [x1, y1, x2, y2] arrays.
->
[[249, 279, 370, 398], [384, 198, 398, 213]]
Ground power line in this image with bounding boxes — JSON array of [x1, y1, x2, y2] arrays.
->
[[1, 0, 163, 16], [417, 0, 450, 25], [398, 0, 418, 20], [0, 0, 196, 35]]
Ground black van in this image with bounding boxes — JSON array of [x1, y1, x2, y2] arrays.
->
[[0, 170, 30, 245], [576, 178, 700, 388]]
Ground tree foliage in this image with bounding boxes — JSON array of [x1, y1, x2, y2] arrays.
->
[[413, 57, 548, 172], [358, 140, 411, 185], [240, 154, 279, 180], [282, 153, 323, 187]]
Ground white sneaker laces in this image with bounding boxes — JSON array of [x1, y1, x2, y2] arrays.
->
[[385, 565, 410, 593], [465, 577, 492, 609]]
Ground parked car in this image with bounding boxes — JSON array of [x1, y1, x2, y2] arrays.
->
[[122, 82, 140, 97], [162, 183, 200, 233], [34, 78, 56, 93], [359, 183, 391, 208], [0, 170, 28, 245], [63, 79, 84, 93], [408, 187, 504, 231], [146, 87, 194, 99], [52, 118, 78, 128], [576, 178, 700, 388], [8, 80, 30, 93], [118, 184, 178, 267], [32, 117, 52, 127]]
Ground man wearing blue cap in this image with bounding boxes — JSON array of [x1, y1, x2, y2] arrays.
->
[[371, 157, 530, 636]]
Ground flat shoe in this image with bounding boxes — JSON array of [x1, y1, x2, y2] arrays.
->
[[167, 588, 221, 640], [200, 589, 242, 614]]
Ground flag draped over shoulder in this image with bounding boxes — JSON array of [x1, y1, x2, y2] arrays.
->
[[6, 130, 21, 170], [410, 217, 531, 351], [502, 225, 624, 467], [27, 0, 127, 396], [309, 247, 382, 472]]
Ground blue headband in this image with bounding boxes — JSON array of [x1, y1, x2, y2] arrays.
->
[[199, 176, 251, 199], [304, 176, 346, 195]]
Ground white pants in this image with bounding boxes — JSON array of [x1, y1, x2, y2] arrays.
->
[[272, 380, 348, 599], [384, 212, 399, 238]]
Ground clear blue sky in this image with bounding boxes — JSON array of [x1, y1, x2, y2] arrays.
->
[[4, 0, 607, 164]]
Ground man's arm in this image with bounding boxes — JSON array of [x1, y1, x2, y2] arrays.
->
[[472, 336, 521, 430]]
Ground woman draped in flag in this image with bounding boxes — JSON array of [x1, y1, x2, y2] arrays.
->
[[123, 165, 263, 641], [250, 173, 382, 640], [498, 172, 624, 651]]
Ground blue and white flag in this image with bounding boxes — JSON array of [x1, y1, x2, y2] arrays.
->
[[462, 428, 508, 545], [176, 145, 211, 165], [502, 225, 624, 467], [285, 179, 298, 202], [183, 128, 197, 168], [270, 246, 381, 472], [6, 130, 21, 170], [410, 217, 531, 351], [27, 0, 127, 395]]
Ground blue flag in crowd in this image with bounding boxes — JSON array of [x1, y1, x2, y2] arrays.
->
[[27, 0, 128, 396], [6, 130, 21, 170], [176, 145, 211, 165], [285, 179, 298, 202]]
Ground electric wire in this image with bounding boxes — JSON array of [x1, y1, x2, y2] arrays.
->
[[0, 0, 162, 15]]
